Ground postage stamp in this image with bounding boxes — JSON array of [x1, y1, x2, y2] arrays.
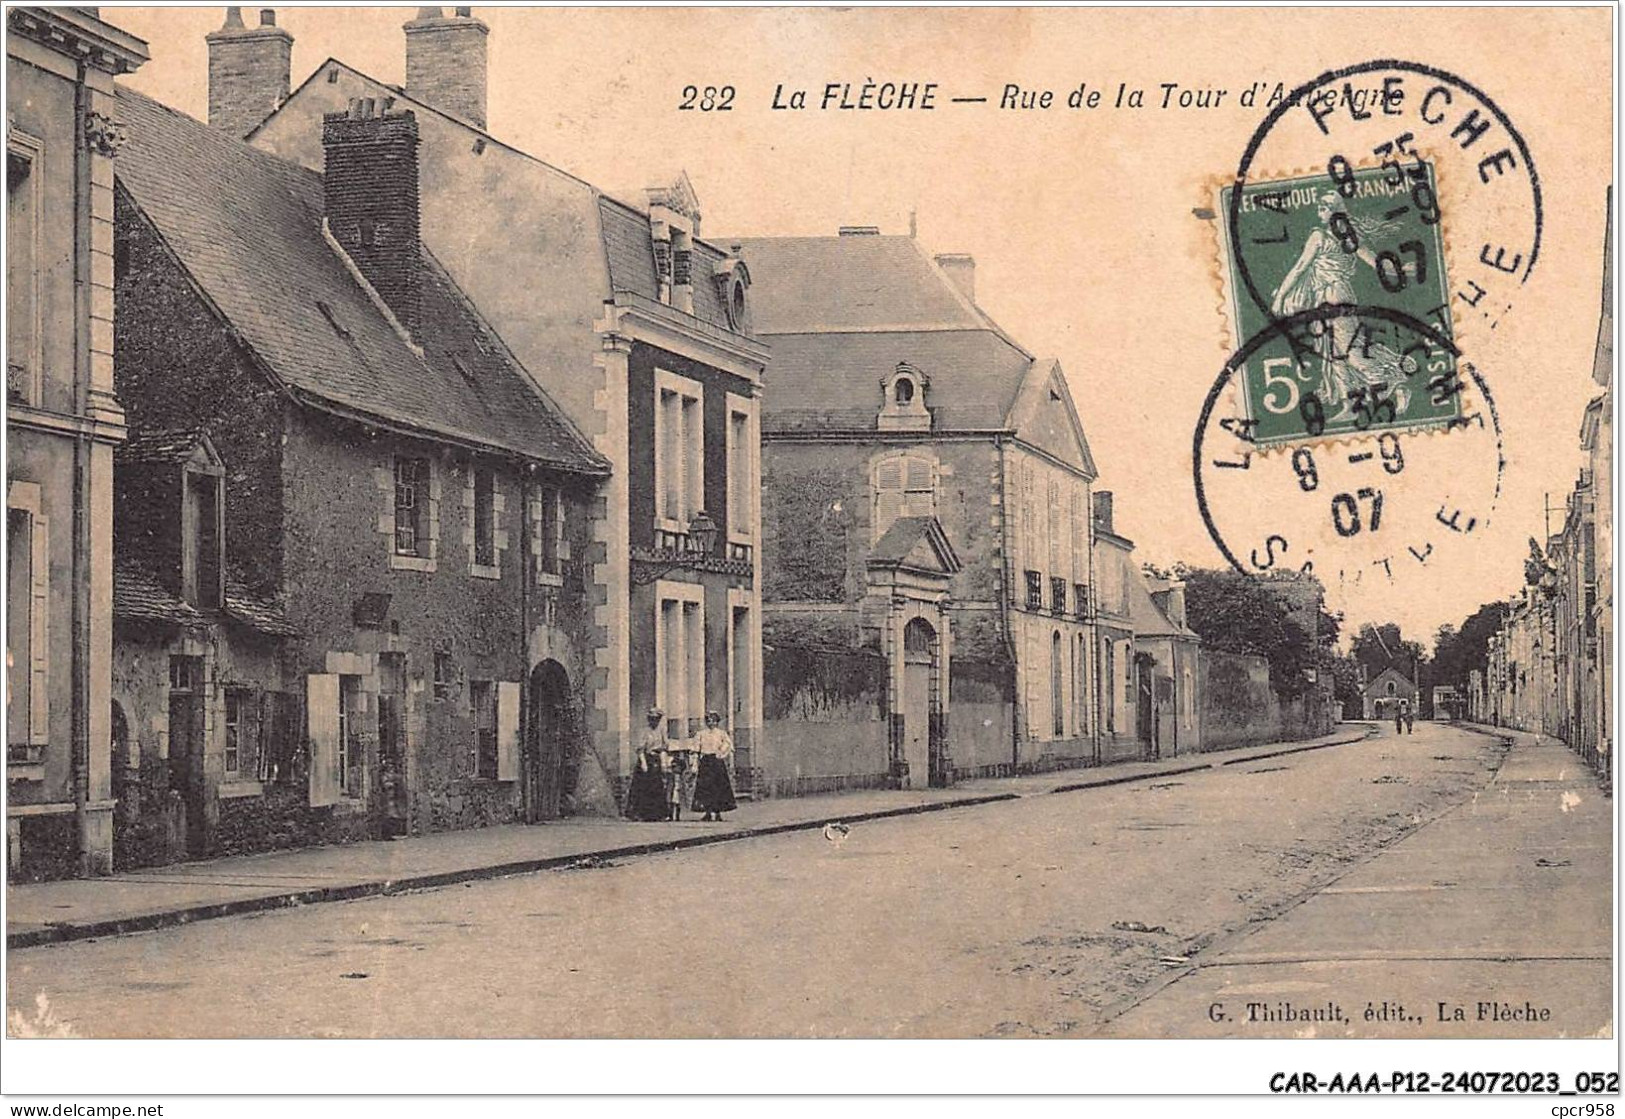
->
[[1216, 161, 1462, 446]]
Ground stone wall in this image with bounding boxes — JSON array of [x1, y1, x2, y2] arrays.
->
[[762, 643, 890, 795]]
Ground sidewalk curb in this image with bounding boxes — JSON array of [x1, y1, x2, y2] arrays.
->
[[1046, 727, 1373, 794], [6, 791, 1015, 950], [7, 728, 1375, 951]]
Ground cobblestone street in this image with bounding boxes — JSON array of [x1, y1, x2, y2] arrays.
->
[[10, 722, 1605, 1040]]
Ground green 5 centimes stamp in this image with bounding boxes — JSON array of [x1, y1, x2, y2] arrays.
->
[[1218, 161, 1461, 447]]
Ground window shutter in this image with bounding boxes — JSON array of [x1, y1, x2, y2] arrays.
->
[[874, 458, 904, 539], [903, 456, 932, 492], [496, 681, 521, 781], [306, 673, 341, 806], [28, 512, 49, 744]]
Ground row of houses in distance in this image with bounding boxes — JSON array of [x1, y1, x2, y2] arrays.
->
[[7, 6, 1330, 880], [1472, 197, 1612, 787]]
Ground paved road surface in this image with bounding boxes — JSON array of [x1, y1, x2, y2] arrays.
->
[[7, 723, 1607, 1038]]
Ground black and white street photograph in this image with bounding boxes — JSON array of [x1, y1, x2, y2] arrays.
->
[[1, 3, 1617, 1109]]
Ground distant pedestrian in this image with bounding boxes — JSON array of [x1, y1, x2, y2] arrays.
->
[[692, 711, 738, 822], [625, 707, 670, 821], [1395, 699, 1410, 735], [1405, 704, 1416, 735]]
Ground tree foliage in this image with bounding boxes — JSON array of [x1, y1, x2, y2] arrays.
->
[[1430, 601, 1510, 691], [1181, 568, 1333, 699]]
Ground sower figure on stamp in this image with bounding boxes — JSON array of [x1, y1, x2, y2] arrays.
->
[[1270, 191, 1418, 419], [691, 711, 738, 822], [625, 707, 671, 821]]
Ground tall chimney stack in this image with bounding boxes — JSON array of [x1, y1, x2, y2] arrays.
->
[[1093, 491, 1115, 535], [206, 6, 293, 138], [403, 6, 489, 130], [322, 100, 422, 335], [934, 253, 976, 305]]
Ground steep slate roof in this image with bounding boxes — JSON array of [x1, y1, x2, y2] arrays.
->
[[258, 59, 751, 342], [733, 235, 1016, 336], [748, 329, 1034, 434], [225, 577, 299, 637], [118, 428, 212, 465], [732, 235, 1038, 434], [598, 196, 737, 333], [113, 563, 203, 626], [1129, 575, 1194, 640], [115, 88, 606, 474]]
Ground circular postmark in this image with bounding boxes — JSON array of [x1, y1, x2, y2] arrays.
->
[[1213, 60, 1540, 448], [1194, 305, 1504, 597], [1229, 59, 1542, 327]]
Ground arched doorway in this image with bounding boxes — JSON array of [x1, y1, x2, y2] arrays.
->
[[900, 618, 936, 789], [525, 659, 572, 822]]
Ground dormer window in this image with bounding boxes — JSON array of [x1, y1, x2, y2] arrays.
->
[[183, 467, 224, 610], [879, 362, 931, 432], [713, 256, 752, 333]]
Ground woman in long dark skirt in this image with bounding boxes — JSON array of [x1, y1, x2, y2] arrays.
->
[[691, 711, 738, 822], [625, 708, 671, 821]]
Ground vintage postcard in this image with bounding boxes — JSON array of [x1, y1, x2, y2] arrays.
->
[[2, 2, 1616, 1104]]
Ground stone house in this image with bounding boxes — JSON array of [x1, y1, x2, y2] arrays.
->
[[1135, 575, 1202, 757], [243, 8, 770, 798], [110, 84, 609, 863], [736, 230, 1101, 790], [1090, 494, 1140, 760], [6, 8, 148, 880], [1361, 666, 1418, 720]]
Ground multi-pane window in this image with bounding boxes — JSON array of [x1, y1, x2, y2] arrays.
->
[[394, 457, 431, 556], [657, 583, 705, 741], [1071, 490, 1090, 585], [224, 690, 242, 774], [1051, 577, 1067, 615], [169, 655, 201, 692], [1051, 631, 1065, 737], [339, 674, 363, 796], [873, 453, 935, 541], [1047, 479, 1063, 577], [6, 503, 43, 752], [1074, 583, 1090, 619], [726, 400, 753, 543], [1024, 570, 1043, 610], [224, 689, 258, 776], [473, 468, 496, 568], [433, 651, 455, 701], [537, 486, 562, 577], [7, 144, 38, 404], [1075, 634, 1089, 735], [655, 372, 703, 529]]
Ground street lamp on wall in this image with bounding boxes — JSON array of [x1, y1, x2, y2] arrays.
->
[[687, 509, 718, 557]]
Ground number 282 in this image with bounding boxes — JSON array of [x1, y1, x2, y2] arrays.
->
[[680, 85, 735, 111]]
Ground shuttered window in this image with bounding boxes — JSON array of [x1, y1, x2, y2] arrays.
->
[[873, 453, 935, 540], [497, 681, 521, 781], [306, 674, 341, 807]]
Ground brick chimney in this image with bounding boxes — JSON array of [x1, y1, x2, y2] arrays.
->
[[934, 253, 975, 304], [322, 99, 421, 335], [1093, 491, 1114, 535], [403, 7, 489, 130], [206, 7, 292, 139]]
